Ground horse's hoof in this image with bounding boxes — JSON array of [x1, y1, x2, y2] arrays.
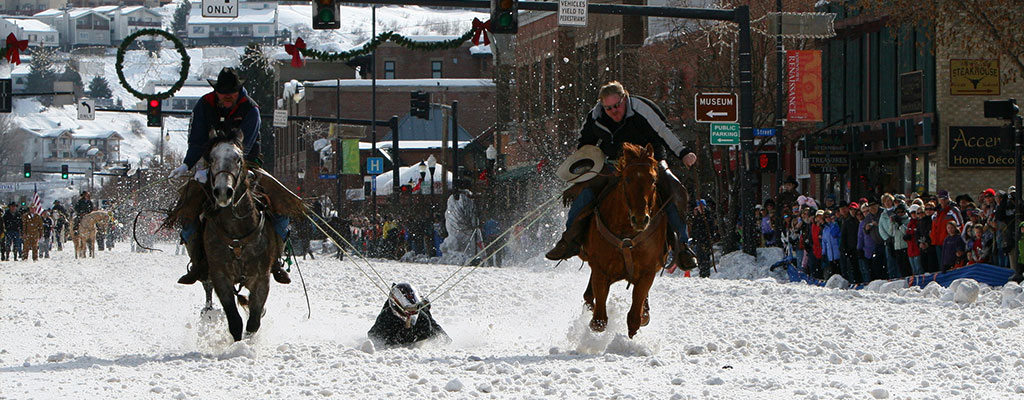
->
[[628, 329, 638, 339], [640, 314, 650, 327], [589, 319, 607, 332]]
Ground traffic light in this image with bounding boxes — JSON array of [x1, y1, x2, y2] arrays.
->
[[490, 0, 518, 34], [312, 0, 340, 30], [410, 91, 430, 120], [23, 163, 30, 178], [757, 152, 778, 171], [61, 164, 69, 179], [147, 99, 162, 127]]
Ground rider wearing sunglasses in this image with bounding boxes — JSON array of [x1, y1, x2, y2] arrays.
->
[[546, 81, 699, 270]]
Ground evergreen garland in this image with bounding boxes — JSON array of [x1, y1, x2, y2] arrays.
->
[[115, 29, 191, 101], [296, 29, 477, 63]]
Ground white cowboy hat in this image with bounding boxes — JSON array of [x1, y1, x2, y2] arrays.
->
[[555, 145, 606, 184]]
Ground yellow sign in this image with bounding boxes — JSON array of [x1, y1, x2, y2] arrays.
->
[[950, 59, 999, 95]]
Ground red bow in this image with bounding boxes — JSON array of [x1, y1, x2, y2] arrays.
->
[[5, 33, 28, 65], [284, 37, 306, 68], [471, 18, 491, 46]]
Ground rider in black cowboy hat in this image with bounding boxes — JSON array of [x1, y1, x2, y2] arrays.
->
[[168, 67, 305, 286]]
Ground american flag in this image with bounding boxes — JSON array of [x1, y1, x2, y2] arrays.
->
[[31, 186, 42, 215]]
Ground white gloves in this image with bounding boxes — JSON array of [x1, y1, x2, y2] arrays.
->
[[194, 169, 209, 184], [169, 164, 189, 179], [681, 152, 697, 167]]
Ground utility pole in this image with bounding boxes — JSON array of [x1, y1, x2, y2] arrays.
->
[[737, 6, 757, 256], [371, 6, 378, 221], [774, 0, 785, 195]]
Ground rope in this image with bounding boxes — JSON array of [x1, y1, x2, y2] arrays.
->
[[305, 211, 393, 288], [286, 236, 312, 320], [417, 190, 565, 310], [303, 212, 390, 297]]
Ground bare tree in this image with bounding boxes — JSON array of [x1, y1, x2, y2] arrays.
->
[[0, 115, 19, 181]]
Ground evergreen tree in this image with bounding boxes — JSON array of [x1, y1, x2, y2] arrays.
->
[[238, 42, 278, 172], [172, 0, 191, 35], [25, 48, 57, 94], [87, 76, 113, 99]]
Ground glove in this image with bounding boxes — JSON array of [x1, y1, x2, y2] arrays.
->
[[169, 164, 189, 179], [194, 169, 209, 184]]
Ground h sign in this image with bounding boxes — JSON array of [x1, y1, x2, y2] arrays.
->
[[366, 157, 384, 175]]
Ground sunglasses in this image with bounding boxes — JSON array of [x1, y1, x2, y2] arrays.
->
[[602, 96, 625, 111]]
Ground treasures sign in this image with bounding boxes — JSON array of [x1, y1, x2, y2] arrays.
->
[[950, 59, 999, 95], [806, 134, 849, 174], [947, 126, 1020, 168]]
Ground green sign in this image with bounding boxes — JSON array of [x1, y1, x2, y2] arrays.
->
[[710, 123, 740, 145]]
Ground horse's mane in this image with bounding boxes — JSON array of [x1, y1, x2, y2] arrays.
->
[[615, 143, 655, 174], [207, 128, 243, 153]]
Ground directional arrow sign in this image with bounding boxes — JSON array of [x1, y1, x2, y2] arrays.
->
[[694, 93, 738, 123], [78, 99, 95, 120]]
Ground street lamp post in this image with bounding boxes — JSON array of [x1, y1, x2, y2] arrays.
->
[[418, 162, 427, 195], [297, 168, 305, 197]]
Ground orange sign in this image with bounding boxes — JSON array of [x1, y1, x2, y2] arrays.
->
[[787, 50, 822, 122]]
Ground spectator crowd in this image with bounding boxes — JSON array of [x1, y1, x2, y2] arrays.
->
[[758, 177, 1018, 283]]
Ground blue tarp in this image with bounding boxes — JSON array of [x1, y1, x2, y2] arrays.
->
[[785, 259, 1014, 289]]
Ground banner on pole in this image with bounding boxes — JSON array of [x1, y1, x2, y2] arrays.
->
[[786, 50, 823, 122], [342, 139, 360, 174]]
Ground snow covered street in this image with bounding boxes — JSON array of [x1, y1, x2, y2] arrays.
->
[[2, 244, 1024, 399]]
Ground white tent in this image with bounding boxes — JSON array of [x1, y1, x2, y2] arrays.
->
[[373, 161, 452, 196]]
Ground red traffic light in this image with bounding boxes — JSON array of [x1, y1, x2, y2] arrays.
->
[[149, 99, 160, 108], [759, 154, 768, 169]]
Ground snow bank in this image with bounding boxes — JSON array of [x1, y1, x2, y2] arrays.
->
[[711, 247, 786, 282]]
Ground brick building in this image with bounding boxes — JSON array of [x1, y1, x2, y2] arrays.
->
[[814, 3, 1020, 201], [273, 38, 495, 215]]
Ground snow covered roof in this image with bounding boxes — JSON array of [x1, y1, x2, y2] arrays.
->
[[359, 141, 471, 150], [92, 5, 118, 13], [372, 163, 454, 195], [379, 107, 474, 142], [306, 79, 495, 88], [35, 8, 100, 19], [187, 8, 276, 25], [27, 126, 123, 141], [7, 18, 57, 32], [155, 85, 210, 98]]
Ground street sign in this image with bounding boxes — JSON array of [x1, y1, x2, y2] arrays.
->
[[78, 99, 95, 120], [202, 0, 238, 17], [319, 174, 338, 180], [273, 109, 288, 128], [366, 157, 384, 175], [558, 0, 587, 27], [694, 93, 738, 123], [0, 79, 11, 113], [754, 128, 775, 137], [710, 123, 740, 145]]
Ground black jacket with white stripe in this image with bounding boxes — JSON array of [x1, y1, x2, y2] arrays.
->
[[577, 95, 690, 161]]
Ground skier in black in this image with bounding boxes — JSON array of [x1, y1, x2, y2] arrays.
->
[[367, 283, 450, 348]]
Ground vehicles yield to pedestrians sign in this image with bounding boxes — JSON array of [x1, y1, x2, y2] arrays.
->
[[695, 93, 738, 123], [710, 123, 740, 145]]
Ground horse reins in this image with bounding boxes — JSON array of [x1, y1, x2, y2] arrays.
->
[[593, 160, 671, 280]]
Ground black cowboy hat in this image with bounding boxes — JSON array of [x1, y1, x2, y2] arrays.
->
[[208, 67, 245, 94], [785, 176, 798, 186]]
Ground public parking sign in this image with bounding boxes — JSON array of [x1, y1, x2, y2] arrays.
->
[[695, 93, 738, 123], [710, 123, 740, 145]]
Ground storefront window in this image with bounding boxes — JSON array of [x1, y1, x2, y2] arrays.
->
[[903, 154, 913, 195], [928, 157, 937, 194]]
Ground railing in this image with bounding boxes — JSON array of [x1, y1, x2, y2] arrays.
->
[[127, 20, 161, 27]]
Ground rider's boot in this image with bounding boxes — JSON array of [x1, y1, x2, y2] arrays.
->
[[271, 260, 291, 284], [545, 214, 590, 261], [178, 235, 207, 285], [673, 239, 699, 271]]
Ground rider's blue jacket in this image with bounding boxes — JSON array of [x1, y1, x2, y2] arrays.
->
[[183, 87, 261, 169]]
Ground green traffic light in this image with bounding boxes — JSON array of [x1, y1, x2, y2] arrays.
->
[[319, 9, 334, 22], [24, 172, 30, 178], [498, 12, 513, 27]]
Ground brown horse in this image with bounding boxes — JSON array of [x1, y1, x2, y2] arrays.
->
[[578, 143, 669, 338], [74, 210, 110, 258], [203, 129, 282, 341]]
